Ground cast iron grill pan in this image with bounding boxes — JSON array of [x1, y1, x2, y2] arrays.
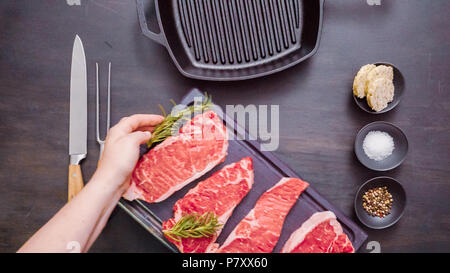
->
[[177, 0, 302, 66], [137, 0, 324, 80]]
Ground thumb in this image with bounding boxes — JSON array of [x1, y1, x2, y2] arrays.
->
[[128, 131, 152, 145]]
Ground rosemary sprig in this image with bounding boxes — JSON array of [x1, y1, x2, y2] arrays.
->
[[163, 212, 222, 242], [147, 93, 212, 148]]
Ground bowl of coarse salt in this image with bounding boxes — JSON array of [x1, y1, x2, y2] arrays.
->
[[354, 121, 408, 171]]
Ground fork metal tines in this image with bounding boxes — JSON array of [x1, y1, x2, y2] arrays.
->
[[96, 62, 111, 159]]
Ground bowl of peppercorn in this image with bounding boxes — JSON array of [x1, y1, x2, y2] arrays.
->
[[354, 176, 406, 229]]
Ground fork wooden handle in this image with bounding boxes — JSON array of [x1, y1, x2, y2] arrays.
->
[[68, 164, 84, 202], [97, 143, 105, 167]]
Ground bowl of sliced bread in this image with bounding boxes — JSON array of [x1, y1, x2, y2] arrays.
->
[[353, 62, 404, 114]]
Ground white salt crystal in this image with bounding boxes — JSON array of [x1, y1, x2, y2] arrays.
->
[[362, 131, 395, 161]]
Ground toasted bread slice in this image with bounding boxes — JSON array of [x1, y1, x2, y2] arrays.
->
[[366, 77, 395, 112], [365, 65, 394, 93], [353, 64, 376, 98]]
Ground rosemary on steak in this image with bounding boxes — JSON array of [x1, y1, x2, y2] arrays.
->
[[147, 94, 212, 148], [163, 212, 222, 242]]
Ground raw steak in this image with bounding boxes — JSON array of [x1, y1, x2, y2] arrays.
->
[[162, 157, 254, 253], [281, 211, 354, 253], [123, 110, 228, 203], [217, 177, 309, 253]]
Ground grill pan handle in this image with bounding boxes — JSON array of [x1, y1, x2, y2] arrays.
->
[[136, 0, 167, 46]]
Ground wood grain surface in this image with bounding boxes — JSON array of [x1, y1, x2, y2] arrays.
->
[[0, 0, 448, 253], [68, 164, 84, 202]]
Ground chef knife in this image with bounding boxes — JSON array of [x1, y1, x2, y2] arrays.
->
[[68, 34, 87, 202]]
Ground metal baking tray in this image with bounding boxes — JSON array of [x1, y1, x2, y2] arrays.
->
[[136, 0, 324, 81], [118, 88, 367, 252]]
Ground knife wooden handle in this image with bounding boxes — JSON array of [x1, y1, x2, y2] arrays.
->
[[68, 164, 84, 202]]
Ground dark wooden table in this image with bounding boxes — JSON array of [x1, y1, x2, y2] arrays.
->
[[0, 0, 449, 253]]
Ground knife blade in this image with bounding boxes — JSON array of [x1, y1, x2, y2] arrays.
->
[[68, 34, 87, 202]]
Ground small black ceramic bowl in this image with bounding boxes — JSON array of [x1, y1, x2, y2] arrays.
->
[[355, 121, 408, 171], [355, 176, 406, 229], [353, 62, 405, 114]]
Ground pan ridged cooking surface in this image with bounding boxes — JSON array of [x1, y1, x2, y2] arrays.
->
[[137, 0, 322, 80], [175, 0, 303, 68]]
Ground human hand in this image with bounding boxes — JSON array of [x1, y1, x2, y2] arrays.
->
[[93, 114, 164, 193]]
